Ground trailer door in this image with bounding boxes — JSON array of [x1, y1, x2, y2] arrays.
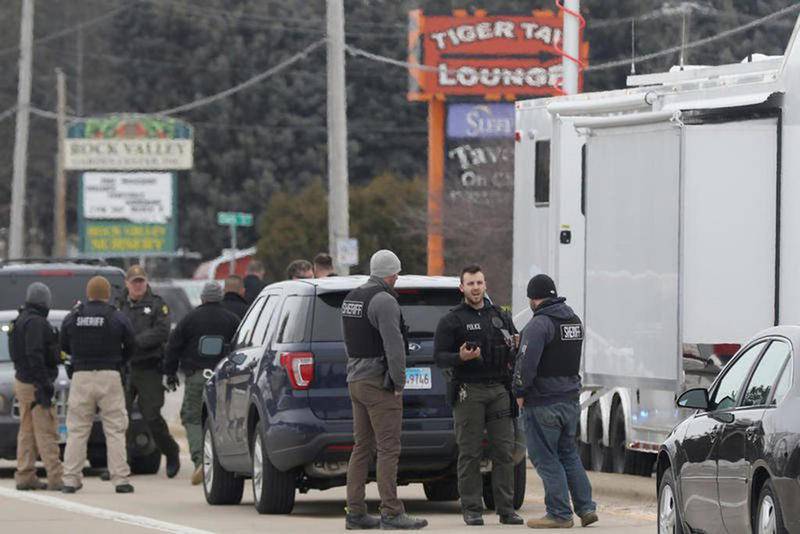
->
[[583, 117, 682, 391], [681, 117, 778, 343]]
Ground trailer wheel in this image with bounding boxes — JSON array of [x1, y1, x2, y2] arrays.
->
[[577, 420, 591, 470], [610, 405, 637, 474], [587, 407, 609, 472]]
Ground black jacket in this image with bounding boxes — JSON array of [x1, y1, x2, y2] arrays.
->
[[243, 275, 266, 305], [434, 299, 517, 384], [221, 292, 249, 320], [165, 302, 240, 374], [9, 304, 60, 387], [60, 300, 136, 372], [118, 288, 171, 367]]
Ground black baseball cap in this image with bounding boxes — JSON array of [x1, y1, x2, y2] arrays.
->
[[527, 274, 557, 299]]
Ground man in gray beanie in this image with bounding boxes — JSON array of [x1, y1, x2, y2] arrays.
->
[[164, 281, 240, 485], [341, 250, 427, 530], [9, 282, 64, 490]]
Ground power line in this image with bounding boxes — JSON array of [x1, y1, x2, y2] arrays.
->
[[0, 4, 132, 58], [157, 39, 325, 115], [585, 3, 800, 71], [0, 105, 17, 123]]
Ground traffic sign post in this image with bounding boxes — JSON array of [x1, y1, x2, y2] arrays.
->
[[217, 212, 253, 274]]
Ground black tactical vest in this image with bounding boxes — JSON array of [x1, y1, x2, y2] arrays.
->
[[450, 304, 514, 383], [537, 314, 584, 377], [70, 303, 119, 362], [342, 284, 388, 359]]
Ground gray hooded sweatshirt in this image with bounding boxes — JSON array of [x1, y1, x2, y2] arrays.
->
[[513, 297, 582, 407]]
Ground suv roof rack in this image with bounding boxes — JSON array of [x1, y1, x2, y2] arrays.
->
[[0, 257, 109, 267]]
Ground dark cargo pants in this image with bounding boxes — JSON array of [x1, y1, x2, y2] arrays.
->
[[453, 382, 515, 516], [346, 375, 405, 516], [126, 366, 179, 459], [181, 372, 207, 467]]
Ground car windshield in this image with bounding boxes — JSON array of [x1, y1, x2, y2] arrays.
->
[[312, 288, 462, 342], [0, 271, 125, 310]]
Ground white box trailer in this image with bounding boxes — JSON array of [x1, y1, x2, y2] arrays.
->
[[512, 16, 800, 476]]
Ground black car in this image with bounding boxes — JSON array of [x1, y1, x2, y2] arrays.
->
[[657, 326, 800, 534], [201, 275, 527, 514], [0, 259, 161, 473]]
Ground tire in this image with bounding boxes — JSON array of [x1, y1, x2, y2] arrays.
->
[[609, 406, 636, 475], [577, 420, 591, 470], [130, 449, 161, 475], [587, 407, 610, 472], [658, 469, 684, 534], [88, 450, 107, 469], [754, 479, 785, 534], [252, 420, 296, 514], [423, 478, 459, 501], [482, 460, 526, 511], [635, 451, 655, 478], [203, 420, 243, 505]]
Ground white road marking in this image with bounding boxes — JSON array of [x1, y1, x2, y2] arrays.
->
[[0, 486, 214, 534]]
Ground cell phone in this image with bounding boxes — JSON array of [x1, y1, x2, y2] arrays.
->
[[465, 341, 479, 351]]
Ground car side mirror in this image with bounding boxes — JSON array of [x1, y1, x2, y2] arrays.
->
[[198, 335, 226, 358], [711, 411, 735, 424], [677, 387, 710, 410]]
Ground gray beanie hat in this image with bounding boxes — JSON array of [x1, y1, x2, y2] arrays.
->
[[370, 249, 402, 278], [26, 282, 52, 309], [201, 282, 223, 303]]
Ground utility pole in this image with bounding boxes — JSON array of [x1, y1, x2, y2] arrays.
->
[[326, 0, 350, 275], [9, 0, 35, 259], [54, 68, 67, 257], [561, 0, 580, 95], [76, 25, 84, 116]]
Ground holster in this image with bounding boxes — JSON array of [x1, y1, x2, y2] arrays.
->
[[446, 380, 459, 407]]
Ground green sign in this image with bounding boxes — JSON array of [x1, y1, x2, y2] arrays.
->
[[217, 212, 253, 227]]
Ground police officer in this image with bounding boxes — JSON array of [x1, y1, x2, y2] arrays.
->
[[434, 264, 523, 526], [164, 282, 240, 486], [118, 265, 180, 478], [60, 276, 136, 494], [513, 274, 597, 529], [343, 250, 427, 531], [9, 282, 64, 491]]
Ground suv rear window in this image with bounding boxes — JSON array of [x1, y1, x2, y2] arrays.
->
[[0, 271, 126, 310], [312, 289, 462, 342]]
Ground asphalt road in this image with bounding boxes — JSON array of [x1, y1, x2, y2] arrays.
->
[[0, 453, 656, 533]]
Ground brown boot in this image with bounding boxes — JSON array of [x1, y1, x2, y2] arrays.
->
[[579, 511, 598, 527], [191, 465, 203, 486], [16, 479, 46, 491], [526, 515, 574, 529]]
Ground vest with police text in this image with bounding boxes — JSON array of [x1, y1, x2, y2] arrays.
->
[[537, 314, 583, 377], [342, 284, 389, 359]]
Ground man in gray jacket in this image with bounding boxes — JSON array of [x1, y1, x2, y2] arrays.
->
[[341, 250, 427, 531], [513, 274, 598, 529]]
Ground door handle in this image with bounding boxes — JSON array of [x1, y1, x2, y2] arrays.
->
[[745, 422, 762, 439]]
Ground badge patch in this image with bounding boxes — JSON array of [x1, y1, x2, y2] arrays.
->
[[560, 324, 583, 341], [143, 306, 152, 315], [341, 300, 363, 318], [162, 305, 169, 315]]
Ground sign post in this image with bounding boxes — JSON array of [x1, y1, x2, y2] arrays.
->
[[217, 212, 253, 274]]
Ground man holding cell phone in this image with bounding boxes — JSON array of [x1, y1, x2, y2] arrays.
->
[[434, 265, 523, 527]]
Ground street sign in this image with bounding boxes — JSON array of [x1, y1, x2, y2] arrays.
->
[[337, 238, 359, 266], [217, 212, 253, 227]]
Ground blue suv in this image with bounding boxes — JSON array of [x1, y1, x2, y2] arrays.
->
[[201, 275, 526, 514]]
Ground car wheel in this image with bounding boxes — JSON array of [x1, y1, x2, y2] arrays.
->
[[588, 406, 609, 472], [658, 469, 684, 534], [755, 479, 785, 534], [88, 450, 107, 469], [423, 478, 459, 501], [610, 406, 637, 474], [130, 449, 161, 475], [251, 420, 295, 514], [202, 420, 243, 505], [482, 459, 526, 511]]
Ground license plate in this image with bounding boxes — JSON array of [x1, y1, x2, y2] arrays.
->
[[405, 367, 432, 390], [58, 423, 67, 444]]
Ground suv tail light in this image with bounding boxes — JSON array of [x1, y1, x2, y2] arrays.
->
[[280, 352, 315, 390]]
